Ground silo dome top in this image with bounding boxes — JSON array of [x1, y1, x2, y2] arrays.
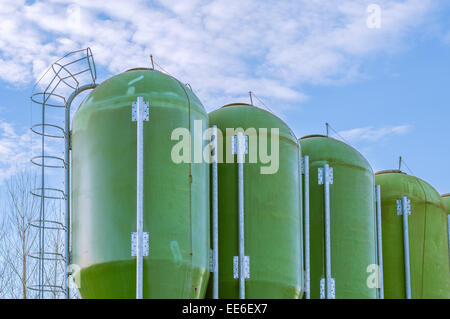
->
[[375, 169, 407, 176], [299, 134, 373, 173], [221, 102, 253, 108], [75, 68, 205, 117], [210, 103, 298, 144], [375, 170, 444, 210], [299, 134, 328, 140], [124, 67, 153, 72]]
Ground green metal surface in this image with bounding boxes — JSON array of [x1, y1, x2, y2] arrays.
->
[[299, 135, 378, 299], [442, 194, 450, 215], [376, 171, 450, 298], [207, 104, 303, 299], [442, 194, 450, 273], [71, 69, 210, 298]]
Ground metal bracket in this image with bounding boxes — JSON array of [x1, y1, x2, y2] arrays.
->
[[233, 256, 250, 279], [318, 167, 333, 185], [396, 198, 411, 215], [320, 277, 335, 299], [131, 232, 149, 257], [320, 278, 325, 299], [231, 135, 248, 155], [233, 256, 239, 279], [132, 100, 150, 122], [328, 278, 336, 299], [209, 249, 215, 273]]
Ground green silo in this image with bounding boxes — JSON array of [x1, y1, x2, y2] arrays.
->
[[207, 103, 303, 298], [376, 170, 450, 298], [299, 135, 378, 299], [71, 68, 210, 298], [442, 194, 450, 214], [442, 194, 450, 268]]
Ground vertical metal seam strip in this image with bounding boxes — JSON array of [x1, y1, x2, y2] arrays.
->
[[376, 185, 384, 299], [136, 96, 144, 299], [372, 185, 378, 299], [324, 164, 332, 299], [237, 132, 245, 299], [304, 156, 310, 299], [298, 147, 304, 297], [211, 125, 219, 299], [402, 196, 412, 299]]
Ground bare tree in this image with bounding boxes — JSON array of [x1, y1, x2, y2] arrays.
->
[[0, 169, 68, 299], [0, 214, 12, 298], [1, 170, 39, 298]]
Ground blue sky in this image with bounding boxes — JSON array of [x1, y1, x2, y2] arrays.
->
[[0, 0, 450, 193]]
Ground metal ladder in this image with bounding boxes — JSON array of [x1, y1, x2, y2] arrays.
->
[[29, 48, 97, 299]]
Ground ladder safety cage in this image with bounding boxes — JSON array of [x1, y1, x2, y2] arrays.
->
[[29, 48, 97, 299]]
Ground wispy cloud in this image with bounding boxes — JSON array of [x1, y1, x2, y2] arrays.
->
[[0, 0, 438, 108], [334, 124, 412, 143], [0, 120, 33, 183], [0, 117, 63, 185]]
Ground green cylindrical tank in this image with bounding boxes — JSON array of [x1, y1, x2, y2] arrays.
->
[[71, 68, 210, 298], [207, 103, 303, 298], [442, 194, 450, 268], [376, 170, 450, 298], [442, 194, 450, 217], [299, 135, 378, 299]]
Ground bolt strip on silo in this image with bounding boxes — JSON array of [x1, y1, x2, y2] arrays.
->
[[401, 196, 412, 299], [237, 132, 245, 299], [375, 185, 384, 299], [211, 126, 219, 299], [298, 149, 304, 297], [133, 96, 149, 299], [323, 164, 333, 299], [303, 156, 311, 299]]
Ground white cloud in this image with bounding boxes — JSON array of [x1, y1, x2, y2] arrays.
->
[[0, 116, 64, 185], [0, 0, 438, 109], [0, 120, 33, 183], [334, 124, 412, 143]]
